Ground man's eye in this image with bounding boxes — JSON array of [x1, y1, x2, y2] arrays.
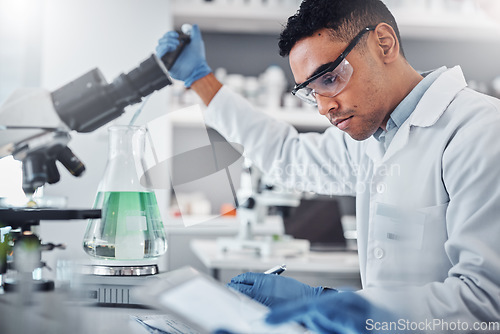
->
[[321, 73, 338, 86]]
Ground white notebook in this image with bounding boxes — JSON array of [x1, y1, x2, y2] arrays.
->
[[131, 266, 308, 334]]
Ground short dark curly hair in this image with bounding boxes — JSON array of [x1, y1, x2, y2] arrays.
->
[[279, 0, 404, 58]]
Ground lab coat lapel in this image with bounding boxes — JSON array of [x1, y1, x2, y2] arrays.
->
[[410, 66, 467, 127], [365, 137, 385, 165], [380, 66, 467, 163]]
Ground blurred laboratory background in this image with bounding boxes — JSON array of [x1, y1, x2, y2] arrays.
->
[[1, 0, 500, 288]]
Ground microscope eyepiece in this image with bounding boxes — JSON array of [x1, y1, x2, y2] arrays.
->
[[51, 55, 173, 133]]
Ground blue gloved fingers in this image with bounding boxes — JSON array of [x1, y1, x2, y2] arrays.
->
[[304, 299, 366, 334], [266, 300, 347, 334], [226, 282, 253, 296], [213, 329, 234, 334], [157, 38, 179, 49], [267, 292, 380, 334], [158, 30, 179, 42], [227, 280, 273, 306], [156, 31, 180, 57], [227, 272, 326, 308], [180, 24, 211, 87], [189, 24, 202, 44], [229, 272, 263, 285], [156, 24, 211, 87], [266, 299, 311, 324], [155, 42, 179, 58]]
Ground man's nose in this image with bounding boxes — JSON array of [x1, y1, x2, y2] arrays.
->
[[316, 94, 339, 116]]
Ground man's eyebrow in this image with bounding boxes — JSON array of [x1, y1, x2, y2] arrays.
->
[[310, 62, 334, 79], [295, 62, 334, 86]]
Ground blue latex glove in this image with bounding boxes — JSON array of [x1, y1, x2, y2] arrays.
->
[[227, 272, 333, 307], [156, 24, 211, 87], [266, 292, 392, 334]]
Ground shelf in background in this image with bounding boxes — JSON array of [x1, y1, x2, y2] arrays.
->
[[172, 1, 500, 40], [172, 2, 296, 34], [394, 8, 500, 41]]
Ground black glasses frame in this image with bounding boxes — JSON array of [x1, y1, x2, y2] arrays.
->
[[291, 26, 377, 95]]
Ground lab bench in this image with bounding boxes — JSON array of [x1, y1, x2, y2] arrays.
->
[[163, 215, 361, 289], [190, 238, 361, 289]]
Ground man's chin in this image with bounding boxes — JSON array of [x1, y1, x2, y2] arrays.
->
[[344, 129, 374, 141]]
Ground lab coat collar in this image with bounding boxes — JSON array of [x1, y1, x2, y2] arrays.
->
[[365, 66, 467, 164], [409, 66, 467, 127]]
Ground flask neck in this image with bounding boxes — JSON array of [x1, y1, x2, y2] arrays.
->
[[108, 126, 146, 159], [100, 125, 150, 192]]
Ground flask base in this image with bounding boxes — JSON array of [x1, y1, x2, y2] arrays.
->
[[81, 264, 159, 276]]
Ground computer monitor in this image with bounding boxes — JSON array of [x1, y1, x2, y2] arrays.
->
[[283, 196, 351, 251]]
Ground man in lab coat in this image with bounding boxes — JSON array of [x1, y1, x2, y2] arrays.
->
[[157, 0, 500, 332]]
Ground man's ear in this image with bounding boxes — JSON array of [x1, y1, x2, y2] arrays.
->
[[373, 23, 400, 64]]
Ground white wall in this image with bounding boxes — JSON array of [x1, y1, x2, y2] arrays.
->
[[41, 0, 172, 207], [38, 0, 173, 273], [0, 0, 44, 101]]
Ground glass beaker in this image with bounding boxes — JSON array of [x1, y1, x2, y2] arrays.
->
[[82, 125, 167, 260]]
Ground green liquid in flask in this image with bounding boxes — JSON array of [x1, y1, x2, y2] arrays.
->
[[83, 191, 167, 260]]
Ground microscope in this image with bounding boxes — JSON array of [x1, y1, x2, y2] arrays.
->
[[217, 159, 310, 257], [0, 26, 191, 294]]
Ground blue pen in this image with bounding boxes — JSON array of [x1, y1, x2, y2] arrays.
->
[[264, 264, 287, 275]]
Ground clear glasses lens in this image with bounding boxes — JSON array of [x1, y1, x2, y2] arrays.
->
[[294, 87, 317, 105], [293, 59, 353, 106]]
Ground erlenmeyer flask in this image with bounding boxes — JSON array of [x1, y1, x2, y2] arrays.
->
[[83, 125, 167, 260]]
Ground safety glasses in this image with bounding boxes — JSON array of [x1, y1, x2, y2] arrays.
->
[[291, 26, 376, 106]]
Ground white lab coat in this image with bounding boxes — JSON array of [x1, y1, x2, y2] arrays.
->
[[204, 66, 500, 325]]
